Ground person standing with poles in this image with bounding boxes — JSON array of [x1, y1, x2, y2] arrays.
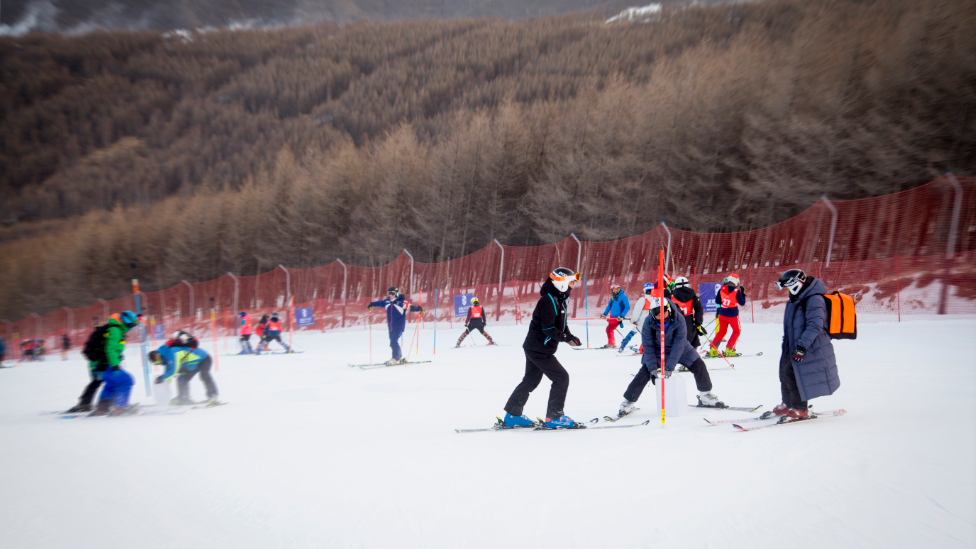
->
[[600, 283, 630, 349], [66, 311, 141, 414], [617, 297, 724, 418], [368, 287, 423, 366], [707, 273, 746, 357], [455, 297, 495, 347], [501, 267, 583, 429], [670, 276, 706, 349]]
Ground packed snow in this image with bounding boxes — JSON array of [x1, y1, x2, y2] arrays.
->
[[1, 318, 974, 548]]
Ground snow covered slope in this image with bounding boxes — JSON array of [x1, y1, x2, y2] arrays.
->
[[607, 4, 662, 23], [1, 319, 974, 548]]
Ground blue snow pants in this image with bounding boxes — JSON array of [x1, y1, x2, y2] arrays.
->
[[99, 368, 134, 408]]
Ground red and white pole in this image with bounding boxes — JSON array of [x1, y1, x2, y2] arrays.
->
[[659, 250, 665, 427]]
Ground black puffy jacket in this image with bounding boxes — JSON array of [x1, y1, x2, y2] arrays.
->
[[523, 279, 577, 355]]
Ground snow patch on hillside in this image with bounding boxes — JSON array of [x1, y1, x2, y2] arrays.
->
[[607, 3, 662, 23]]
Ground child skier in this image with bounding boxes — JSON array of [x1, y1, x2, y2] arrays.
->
[[66, 311, 141, 414], [256, 312, 290, 354], [238, 311, 253, 354], [456, 297, 494, 347], [618, 282, 655, 353], [670, 276, 706, 349], [368, 287, 423, 365], [708, 273, 746, 357], [502, 267, 583, 429], [766, 269, 841, 422], [617, 297, 723, 417], [149, 344, 219, 406], [253, 313, 269, 351], [600, 283, 630, 348]]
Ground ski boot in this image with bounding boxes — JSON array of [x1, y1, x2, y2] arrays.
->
[[760, 403, 790, 420], [87, 398, 114, 416], [65, 402, 93, 413], [778, 407, 816, 424], [723, 348, 739, 357], [501, 413, 535, 429], [202, 397, 221, 407], [398, 357, 408, 365], [706, 348, 720, 358], [601, 344, 615, 349], [485, 334, 495, 346], [110, 404, 141, 416], [544, 415, 581, 429], [697, 392, 726, 408], [170, 397, 196, 406], [619, 400, 635, 417], [456, 333, 467, 348]]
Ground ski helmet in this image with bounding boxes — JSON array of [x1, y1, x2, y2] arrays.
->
[[172, 330, 191, 344], [472, 297, 479, 305], [643, 282, 655, 294], [549, 267, 580, 293], [388, 286, 399, 296], [261, 314, 270, 322], [723, 273, 740, 286], [610, 283, 621, 292], [271, 312, 279, 320], [148, 350, 161, 364], [240, 311, 247, 317], [776, 269, 806, 295], [673, 276, 689, 289], [119, 310, 139, 329], [648, 297, 671, 318]]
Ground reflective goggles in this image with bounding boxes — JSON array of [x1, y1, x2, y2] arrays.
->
[[550, 271, 582, 283], [775, 277, 800, 291]]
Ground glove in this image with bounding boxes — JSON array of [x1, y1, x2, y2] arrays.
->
[[696, 325, 707, 336], [663, 369, 673, 379], [616, 317, 624, 323], [792, 345, 807, 362], [419, 308, 425, 314], [600, 314, 606, 319], [367, 305, 373, 311], [568, 336, 582, 347], [154, 375, 164, 385]]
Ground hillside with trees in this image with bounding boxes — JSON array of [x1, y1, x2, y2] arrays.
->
[[0, 0, 974, 320]]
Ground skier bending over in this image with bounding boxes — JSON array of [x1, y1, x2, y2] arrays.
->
[[599, 283, 630, 348], [456, 297, 494, 347], [369, 287, 423, 365], [618, 297, 724, 417], [502, 267, 583, 429], [256, 312, 290, 354], [768, 269, 841, 422], [708, 273, 746, 357], [618, 282, 655, 353], [149, 345, 219, 406], [66, 311, 141, 414]]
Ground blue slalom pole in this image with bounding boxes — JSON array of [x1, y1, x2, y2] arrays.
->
[[433, 289, 437, 355], [584, 275, 589, 349]]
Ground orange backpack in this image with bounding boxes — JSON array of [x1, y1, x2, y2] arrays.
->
[[803, 292, 857, 340]]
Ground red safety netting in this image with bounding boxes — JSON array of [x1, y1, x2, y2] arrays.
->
[[4, 175, 974, 359]]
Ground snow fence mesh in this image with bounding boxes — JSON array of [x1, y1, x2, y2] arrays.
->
[[6, 175, 976, 357]]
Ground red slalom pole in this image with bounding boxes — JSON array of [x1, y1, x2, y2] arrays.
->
[[660, 250, 665, 427]]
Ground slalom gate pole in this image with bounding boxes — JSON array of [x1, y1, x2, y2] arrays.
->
[[131, 263, 151, 397], [223, 307, 228, 355], [368, 311, 372, 366], [659, 251, 665, 426], [584, 275, 589, 349], [433, 289, 437, 355], [289, 296, 295, 353], [417, 289, 422, 355], [405, 310, 421, 361], [210, 297, 219, 372]]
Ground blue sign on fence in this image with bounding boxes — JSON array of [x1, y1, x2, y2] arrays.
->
[[153, 324, 165, 340], [295, 307, 315, 328], [699, 283, 722, 314], [453, 293, 474, 318]]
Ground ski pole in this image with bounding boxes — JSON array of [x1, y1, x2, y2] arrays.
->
[[659, 251, 665, 427], [433, 289, 437, 355], [584, 275, 589, 349], [405, 310, 422, 361], [368, 310, 372, 366], [701, 331, 735, 370]]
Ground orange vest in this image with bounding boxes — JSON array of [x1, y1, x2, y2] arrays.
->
[[240, 313, 252, 335], [673, 297, 693, 316], [720, 287, 739, 309], [470, 306, 483, 319], [268, 320, 282, 332]]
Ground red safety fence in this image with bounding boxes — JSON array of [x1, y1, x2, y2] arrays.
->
[[3, 174, 974, 360]]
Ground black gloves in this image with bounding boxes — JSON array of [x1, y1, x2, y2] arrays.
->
[[567, 336, 582, 347], [792, 345, 807, 362], [154, 375, 164, 385], [696, 325, 707, 336]]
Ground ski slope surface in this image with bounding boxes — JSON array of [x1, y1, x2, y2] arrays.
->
[[1, 318, 974, 549]]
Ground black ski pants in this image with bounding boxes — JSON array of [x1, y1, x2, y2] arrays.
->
[[79, 363, 109, 406], [779, 344, 808, 410], [504, 349, 569, 420], [623, 357, 712, 403], [178, 356, 218, 400]]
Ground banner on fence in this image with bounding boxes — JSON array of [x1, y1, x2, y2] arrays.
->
[[295, 307, 314, 328], [700, 283, 721, 314], [453, 293, 474, 318], [154, 324, 165, 340]]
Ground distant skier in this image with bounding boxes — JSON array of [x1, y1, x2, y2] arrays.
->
[[617, 297, 723, 417], [708, 273, 746, 357], [600, 283, 630, 348], [61, 334, 71, 361], [19, 339, 34, 362], [238, 311, 254, 354], [149, 345, 219, 406], [0, 337, 6, 364], [618, 282, 655, 353], [502, 267, 583, 429], [256, 312, 290, 354], [670, 276, 706, 349], [253, 314, 269, 350], [66, 311, 141, 414], [768, 269, 841, 422], [456, 297, 494, 347], [368, 287, 423, 365]]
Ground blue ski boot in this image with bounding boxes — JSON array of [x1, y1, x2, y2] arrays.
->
[[544, 415, 580, 429], [502, 413, 534, 428]]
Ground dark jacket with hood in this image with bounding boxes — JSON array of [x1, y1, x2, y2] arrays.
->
[[670, 286, 703, 345], [783, 277, 841, 401], [523, 279, 577, 355], [640, 298, 700, 373]]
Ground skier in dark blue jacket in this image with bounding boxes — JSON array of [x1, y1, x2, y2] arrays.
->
[[369, 286, 423, 365]]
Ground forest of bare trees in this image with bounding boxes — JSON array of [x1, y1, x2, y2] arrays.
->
[[1, 0, 974, 320]]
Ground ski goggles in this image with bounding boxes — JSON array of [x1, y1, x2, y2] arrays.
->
[[775, 276, 802, 290], [549, 271, 582, 283]]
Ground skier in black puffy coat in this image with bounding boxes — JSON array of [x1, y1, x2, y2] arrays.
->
[[669, 276, 705, 348], [502, 267, 582, 429]]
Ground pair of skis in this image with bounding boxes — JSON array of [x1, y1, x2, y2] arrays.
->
[[46, 401, 228, 419], [349, 360, 432, 370], [455, 415, 651, 433], [703, 409, 847, 431]]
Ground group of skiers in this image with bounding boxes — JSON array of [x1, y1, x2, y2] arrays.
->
[[499, 265, 841, 429], [237, 311, 291, 355]]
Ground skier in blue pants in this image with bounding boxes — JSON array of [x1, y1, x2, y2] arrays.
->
[[368, 286, 423, 365]]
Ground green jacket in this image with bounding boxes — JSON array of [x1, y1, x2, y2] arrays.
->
[[89, 317, 130, 370]]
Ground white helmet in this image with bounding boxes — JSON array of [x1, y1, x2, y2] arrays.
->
[[648, 297, 671, 318], [673, 276, 689, 289], [549, 267, 579, 293]]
